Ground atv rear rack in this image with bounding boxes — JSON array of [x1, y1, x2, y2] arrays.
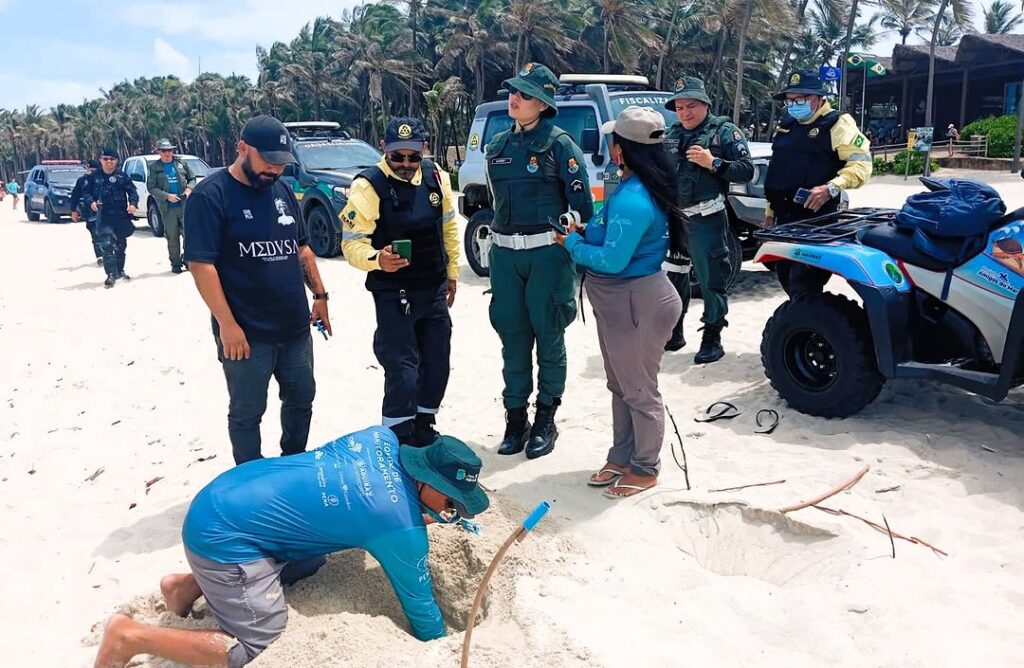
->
[[754, 207, 897, 245]]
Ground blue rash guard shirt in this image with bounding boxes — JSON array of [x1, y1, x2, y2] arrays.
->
[[564, 175, 669, 278], [182, 426, 445, 641]]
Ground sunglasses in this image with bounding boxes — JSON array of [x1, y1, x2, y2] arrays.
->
[[101, 157, 117, 161], [388, 152, 422, 164], [508, 87, 535, 101]]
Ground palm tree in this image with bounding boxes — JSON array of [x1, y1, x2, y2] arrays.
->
[[497, 0, 578, 73], [983, 0, 1024, 33], [581, 0, 660, 74], [924, 0, 973, 129], [733, 0, 798, 125], [874, 0, 935, 44]]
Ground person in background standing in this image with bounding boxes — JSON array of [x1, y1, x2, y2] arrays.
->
[[70, 159, 103, 264], [946, 123, 960, 158], [148, 138, 197, 274], [6, 178, 19, 209]]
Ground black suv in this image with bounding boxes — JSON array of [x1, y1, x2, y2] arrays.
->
[[280, 121, 382, 257], [24, 161, 87, 222]]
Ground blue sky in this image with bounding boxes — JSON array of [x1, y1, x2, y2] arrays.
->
[[0, 0, 362, 111], [0, 0, 1005, 113]]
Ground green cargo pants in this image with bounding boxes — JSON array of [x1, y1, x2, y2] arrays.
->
[[682, 208, 730, 327], [488, 244, 577, 409], [162, 205, 185, 267]]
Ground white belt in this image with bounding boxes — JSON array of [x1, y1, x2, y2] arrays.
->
[[491, 231, 557, 250], [683, 194, 726, 217]]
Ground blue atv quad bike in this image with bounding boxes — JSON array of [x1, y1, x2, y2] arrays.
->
[[755, 206, 1024, 417]]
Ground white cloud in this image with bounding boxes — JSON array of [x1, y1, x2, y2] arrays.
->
[[0, 74, 105, 111], [153, 37, 193, 80]]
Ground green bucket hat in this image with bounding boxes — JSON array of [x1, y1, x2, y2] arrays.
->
[[154, 138, 177, 151], [503, 62, 560, 118], [399, 435, 490, 518], [665, 76, 712, 109]]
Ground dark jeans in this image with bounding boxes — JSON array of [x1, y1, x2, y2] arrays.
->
[[772, 199, 840, 299], [216, 331, 316, 465], [371, 284, 451, 427]]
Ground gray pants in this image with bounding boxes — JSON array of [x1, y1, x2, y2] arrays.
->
[[585, 271, 682, 477], [185, 547, 326, 667]]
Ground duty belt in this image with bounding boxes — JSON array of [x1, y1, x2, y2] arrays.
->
[[682, 193, 726, 217], [491, 230, 557, 250]]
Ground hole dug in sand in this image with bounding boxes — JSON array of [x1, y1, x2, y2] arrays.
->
[[657, 500, 844, 586]]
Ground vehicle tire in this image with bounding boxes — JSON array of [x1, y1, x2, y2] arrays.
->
[[26, 199, 40, 222], [44, 199, 60, 223], [464, 209, 493, 277], [689, 224, 743, 299], [307, 204, 342, 258], [148, 201, 165, 237], [761, 293, 885, 418]]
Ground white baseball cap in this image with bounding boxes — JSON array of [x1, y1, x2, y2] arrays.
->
[[601, 106, 666, 144]]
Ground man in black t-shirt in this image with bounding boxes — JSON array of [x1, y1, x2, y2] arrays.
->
[[184, 115, 333, 464]]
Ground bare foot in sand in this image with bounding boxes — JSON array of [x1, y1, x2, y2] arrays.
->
[[160, 573, 201, 617], [93, 614, 138, 668]]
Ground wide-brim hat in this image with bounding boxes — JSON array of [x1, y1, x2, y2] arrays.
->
[[155, 138, 177, 151], [399, 436, 490, 518], [773, 71, 829, 100], [665, 76, 711, 109], [503, 62, 559, 118]]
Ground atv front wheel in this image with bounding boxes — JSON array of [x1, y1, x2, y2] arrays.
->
[[761, 293, 884, 417]]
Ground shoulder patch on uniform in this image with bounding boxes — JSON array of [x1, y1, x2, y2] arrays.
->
[[567, 157, 579, 174], [570, 179, 585, 192], [809, 127, 820, 137], [854, 134, 865, 148], [428, 191, 441, 207], [347, 209, 356, 220], [732, 130, 743, 141]]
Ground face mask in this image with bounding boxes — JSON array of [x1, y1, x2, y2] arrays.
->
[[787, 101, 813, 121]]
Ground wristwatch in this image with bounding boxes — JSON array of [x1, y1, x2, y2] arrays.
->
[[711, 157, 724, 173], [826, 182, 841, 198], [313, 292, 329, 301]]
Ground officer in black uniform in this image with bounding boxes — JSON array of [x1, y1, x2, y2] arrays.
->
[[340, 118, 461, 447], [84, 148, 139, 288], [70, 159, 102, 264]]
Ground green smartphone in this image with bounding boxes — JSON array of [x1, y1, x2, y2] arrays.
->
[[392, 239, 412, 260]]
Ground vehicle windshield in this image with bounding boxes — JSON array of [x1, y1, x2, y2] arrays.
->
[[48, 168, 86, 185], [610, 92, 678, 129], [183, 158, 211, 177], [294, 141, 382, 170]]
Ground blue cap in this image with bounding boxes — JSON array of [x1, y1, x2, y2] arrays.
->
[[384, 117, 428, 153]]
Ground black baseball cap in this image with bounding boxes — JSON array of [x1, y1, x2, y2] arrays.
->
[[384, 117, 428, 153], [100, 147, 118, 159], [240, 115, 296, 165]]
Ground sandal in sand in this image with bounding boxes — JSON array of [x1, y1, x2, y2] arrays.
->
[[587, 463, 629, 487], [604, 474, 658, 499]]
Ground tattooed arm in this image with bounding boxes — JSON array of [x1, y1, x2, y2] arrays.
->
[[299, 245, 332, 336]]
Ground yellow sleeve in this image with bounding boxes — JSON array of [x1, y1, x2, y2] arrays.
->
[[340, 179, 382, 272], [439, 169, 460, 280], [829, 114, 873, 190]]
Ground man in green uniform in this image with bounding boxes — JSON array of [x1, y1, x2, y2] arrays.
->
[[147, 138, 197, 273], [664, 76, 754, 364], [486, 62, 594, 460]]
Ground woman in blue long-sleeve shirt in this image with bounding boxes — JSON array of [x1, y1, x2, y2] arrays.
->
[[556, 106, 685, 498]]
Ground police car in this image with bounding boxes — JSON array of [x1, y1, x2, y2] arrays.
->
[[122, 153, 213, 236], [24, 160, 87, 222], [279, 121, 383, 257], [458, 74, 780, 282]]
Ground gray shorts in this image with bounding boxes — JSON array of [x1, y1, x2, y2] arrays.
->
[[184, 547, 326, 668]]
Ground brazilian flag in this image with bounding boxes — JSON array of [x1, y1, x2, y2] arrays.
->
[[847, 54, 887, 77]]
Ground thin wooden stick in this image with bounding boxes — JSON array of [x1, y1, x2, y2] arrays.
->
[[709, 479, 786, 493], [813, 505, 947, 557], [882, 514, 895, 559], [779, 465, 870, 514]]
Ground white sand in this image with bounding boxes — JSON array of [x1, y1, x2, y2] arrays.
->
[[2, 169, 1024, 667]]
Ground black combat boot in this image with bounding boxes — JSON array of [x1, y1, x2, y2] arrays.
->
[[664, 325, 685, 352], [390, 420, 417, 446], [693, 325, 725, 364], [413, 412, 440, 447], [525, 399, 560, 460], [104, 274, 116, 288], [497, 407, 531, 456]]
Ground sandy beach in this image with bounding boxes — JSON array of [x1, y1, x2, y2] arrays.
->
[[2, 169, 1023, 667]]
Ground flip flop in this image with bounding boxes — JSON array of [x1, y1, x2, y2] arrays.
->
[[604, 476, 657, 499], [588, 467, 627, 487], [694, 401, 741, 423], [755, 409, 781, 434]]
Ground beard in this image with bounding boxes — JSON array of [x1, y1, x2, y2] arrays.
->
[[391, 164, 417, 180], [242, 154, 279, 189]]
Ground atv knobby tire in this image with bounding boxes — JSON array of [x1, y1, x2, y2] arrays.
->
[[761, 293, 884, 418]]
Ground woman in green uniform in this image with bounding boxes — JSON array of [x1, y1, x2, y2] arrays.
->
[[486, 63, 594, 461]]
